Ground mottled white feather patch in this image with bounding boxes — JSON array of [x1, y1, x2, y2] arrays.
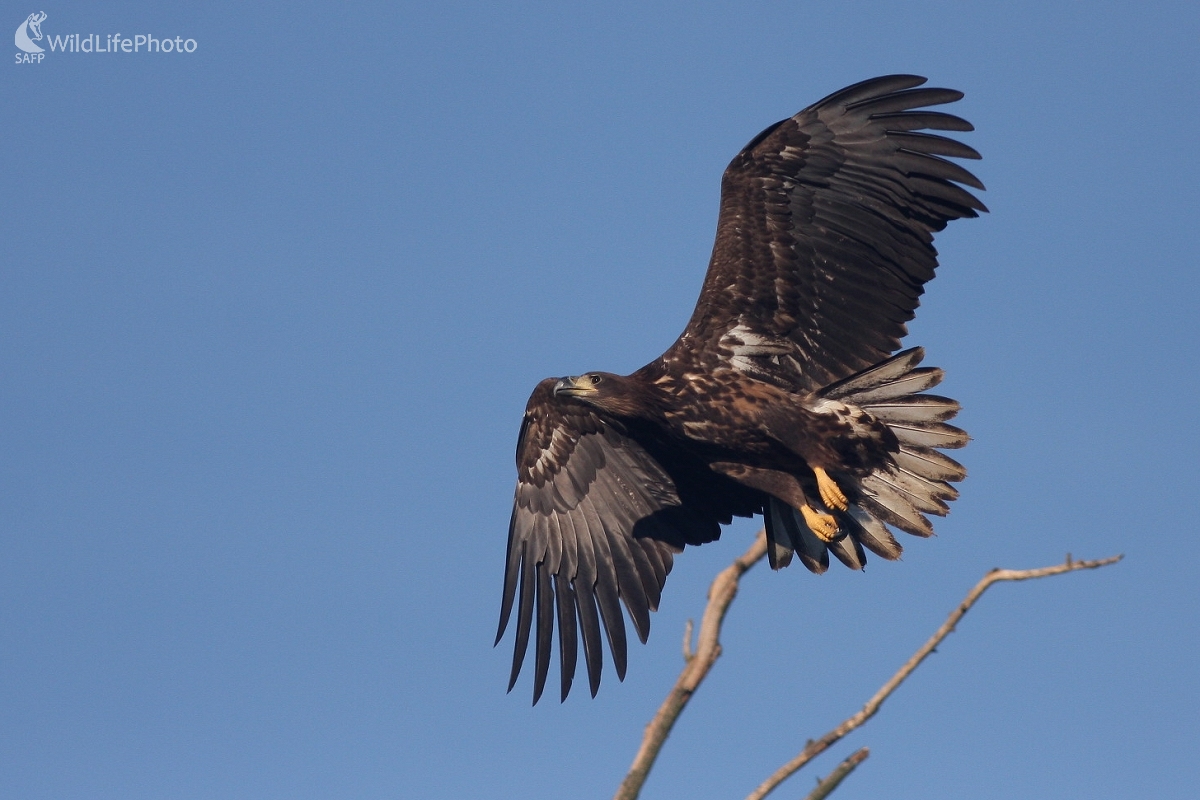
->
[[720, 323, 791, 356], [720, 323, 798, 382], [808, 398, 879, 438]]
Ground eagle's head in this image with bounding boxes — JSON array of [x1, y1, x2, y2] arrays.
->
[[553, 372, 645, 417]]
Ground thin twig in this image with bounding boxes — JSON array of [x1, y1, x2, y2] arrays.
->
[[612, 532, 768, 800], [803, 747, 869, 800], [744, 553, 1124, 800]]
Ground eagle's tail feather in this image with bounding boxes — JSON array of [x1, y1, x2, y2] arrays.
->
[[765, 496, 830, 573], [827, 524, 867, 570], [894, 444, 966, 482], [786, 347, 967, 574], [842, 504, 902, 560]]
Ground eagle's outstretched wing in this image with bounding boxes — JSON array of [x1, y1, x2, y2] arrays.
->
[[661, 74, 986, 390], [497, 379, 740, 703]]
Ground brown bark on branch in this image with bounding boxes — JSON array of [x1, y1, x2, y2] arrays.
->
[[744, 553, 1123, 800], [803, 747, 869, 800], [613, 534, 1121, 800]]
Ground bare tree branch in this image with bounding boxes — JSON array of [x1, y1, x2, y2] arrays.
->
[[803, 747, 869, 800], [613, 532, 768, 800], [612, 531, 1122, 800], [744, 553, 1124, 800]]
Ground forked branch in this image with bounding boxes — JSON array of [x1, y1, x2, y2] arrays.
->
[[745, 552, 1123, 800], [802, 747, 869, 800], [612, 531, 1122, 800]]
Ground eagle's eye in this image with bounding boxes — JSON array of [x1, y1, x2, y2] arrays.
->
[[589, 374, 603, 386]]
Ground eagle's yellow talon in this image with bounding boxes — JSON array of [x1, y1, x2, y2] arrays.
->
[[813, 466, 848, 511], [800, 504, 839, 542]]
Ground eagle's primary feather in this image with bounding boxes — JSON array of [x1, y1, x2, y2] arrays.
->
[[497, 75, 984, 703]]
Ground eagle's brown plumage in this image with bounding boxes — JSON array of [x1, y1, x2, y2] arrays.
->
[[497, 75, 986, 703]]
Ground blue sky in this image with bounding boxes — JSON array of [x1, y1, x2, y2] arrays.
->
[[3, 2, 1198, 798]]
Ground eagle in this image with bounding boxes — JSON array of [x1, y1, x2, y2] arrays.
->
[[496, 75, 986, 704]]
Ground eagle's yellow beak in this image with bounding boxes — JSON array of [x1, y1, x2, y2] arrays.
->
[[553, 376, 595, 397]]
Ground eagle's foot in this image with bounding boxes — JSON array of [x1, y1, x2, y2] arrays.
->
[[800, 504, 839, 542], [813, 466, 848, 512]]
